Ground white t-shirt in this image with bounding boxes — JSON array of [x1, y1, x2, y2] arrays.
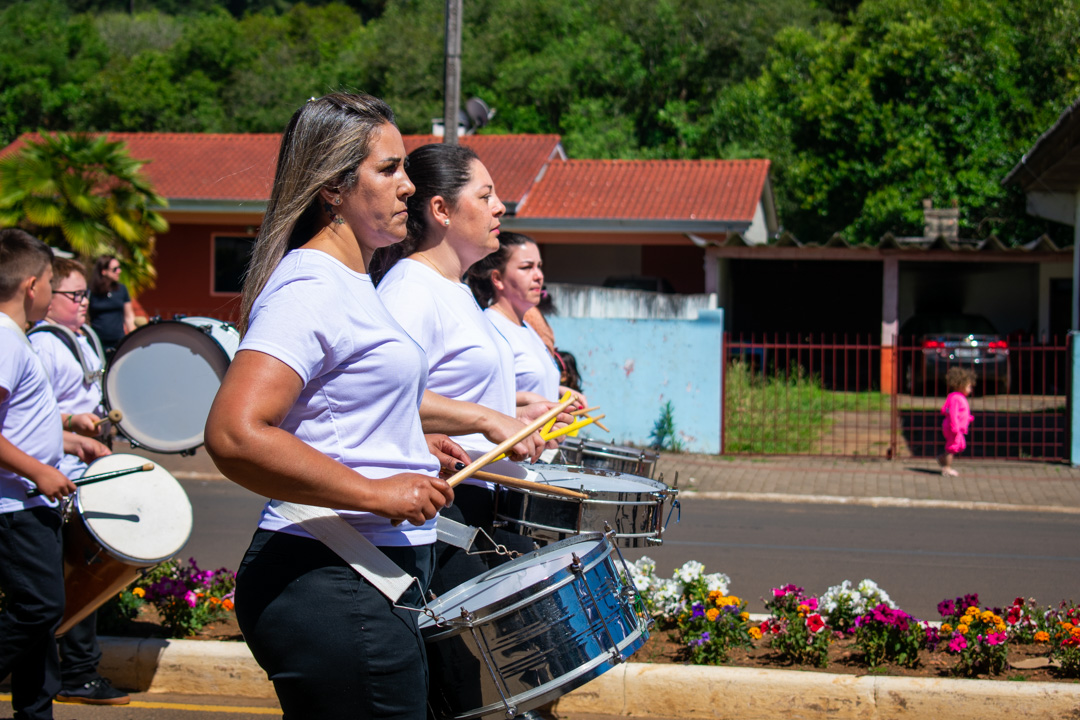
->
[[485, 308, 561, 400], [29, 327, 104, 479], [239, 250, 440, 547], [0, 314, 63, 514], [377, 259, 517, 455]]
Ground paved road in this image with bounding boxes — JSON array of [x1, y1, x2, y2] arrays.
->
[[0, 691, 281, 719]]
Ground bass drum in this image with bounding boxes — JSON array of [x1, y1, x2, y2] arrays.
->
[[104, 316, 239, 454], [422, 532, 649, 720], [495, 464, 678, 547], [59, 453, 193, 635], [557, 437, 659, 478]]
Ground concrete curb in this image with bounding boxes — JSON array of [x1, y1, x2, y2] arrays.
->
[[99, 638, 1080, 718]]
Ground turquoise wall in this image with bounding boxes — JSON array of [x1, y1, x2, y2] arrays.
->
[[548, 309, 724, 454]]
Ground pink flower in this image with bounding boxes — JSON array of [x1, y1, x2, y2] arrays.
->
[[985, 632, 1007, 646], [184, 591, 198, 608], [948, 635, 968, 652], [805, 597, 819, 612]]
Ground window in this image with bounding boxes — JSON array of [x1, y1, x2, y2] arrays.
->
[[213, 235, 256, 294]]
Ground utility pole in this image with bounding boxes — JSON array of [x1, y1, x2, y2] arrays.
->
[[443, 0, 462, 145]]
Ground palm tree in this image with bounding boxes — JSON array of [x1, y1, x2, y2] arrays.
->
[[0, 132, 168, 295]]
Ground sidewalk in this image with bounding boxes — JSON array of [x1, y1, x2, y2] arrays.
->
[[654, 453, 1080, 512]]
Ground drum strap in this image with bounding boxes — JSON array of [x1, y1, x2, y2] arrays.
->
[[26, 323, 104, 386], [435, 515, 479, 550], [0, 313, 31, 346], [272, 501, 415, 603]]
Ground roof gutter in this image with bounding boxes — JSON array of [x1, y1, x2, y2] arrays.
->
[[502, 218, 750, 234]]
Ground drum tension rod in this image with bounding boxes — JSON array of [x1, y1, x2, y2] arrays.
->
[[570, 549, 626, 665]]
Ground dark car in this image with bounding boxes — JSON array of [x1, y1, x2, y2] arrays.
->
[[900, 313, 1011, 395]]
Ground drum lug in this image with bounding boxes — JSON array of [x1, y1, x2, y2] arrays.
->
[[180, 447, 198, 457]]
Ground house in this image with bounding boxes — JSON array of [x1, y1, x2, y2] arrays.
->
[[1, 132, 778, 323]]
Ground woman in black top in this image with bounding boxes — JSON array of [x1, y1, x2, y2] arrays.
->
[[87, 255, 134, 352]]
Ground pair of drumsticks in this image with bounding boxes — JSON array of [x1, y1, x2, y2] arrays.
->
[[443, 393, 599, 501]]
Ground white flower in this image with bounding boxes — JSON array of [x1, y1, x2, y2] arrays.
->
[[704, 572, 731, 595], [674, 560, 705, 583]]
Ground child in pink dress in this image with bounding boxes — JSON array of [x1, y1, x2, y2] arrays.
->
[[938, 367, 976, 476]]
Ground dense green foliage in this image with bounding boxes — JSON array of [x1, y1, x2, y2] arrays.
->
[[1, 0, 1078, 244]]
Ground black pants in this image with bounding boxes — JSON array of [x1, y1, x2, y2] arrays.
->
[[235, 530, 434, 720], [0, 506, 65, 720], [57, 611, 101, 687]]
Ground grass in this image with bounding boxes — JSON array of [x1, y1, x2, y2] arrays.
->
[[723, 361, 890, 454]]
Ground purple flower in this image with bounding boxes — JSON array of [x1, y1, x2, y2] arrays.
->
[[937, 598, 956, 618], [691, 603, 705, 619]]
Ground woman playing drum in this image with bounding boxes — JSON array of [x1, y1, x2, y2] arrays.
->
[[467, 231, 586, 407], [204, 93, 536, 720], [370, 144, 577, 593]]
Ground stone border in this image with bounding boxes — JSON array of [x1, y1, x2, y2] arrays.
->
[[99, 638, 1080, 718]]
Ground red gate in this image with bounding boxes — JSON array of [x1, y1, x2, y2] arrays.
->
[[722, 333, 1070, 461]]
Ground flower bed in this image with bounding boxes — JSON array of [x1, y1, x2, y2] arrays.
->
[[98, 558, 237, 639], [629, 557, 1080, 681]]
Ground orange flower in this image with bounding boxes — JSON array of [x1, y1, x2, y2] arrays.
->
[[1034, 631, 1050, 643], [749, 627, 762, 640], [706, 608, 720, 622], [957, 624, 969, 635], [940, 623, 953, 634], [223, 598, 235, 611], [131, 587, 146, 598]]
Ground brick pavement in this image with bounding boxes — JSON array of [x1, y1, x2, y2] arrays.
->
[[654, 453, 1080, 512]]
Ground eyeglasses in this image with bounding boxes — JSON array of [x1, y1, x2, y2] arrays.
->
[[54, 290, 90, 302], [107, 265, 121, 272]]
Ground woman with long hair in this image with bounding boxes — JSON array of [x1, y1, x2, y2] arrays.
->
[[203, 93, 538, 720], [87, 255, 134, 352], [370, 144, 577, 594]]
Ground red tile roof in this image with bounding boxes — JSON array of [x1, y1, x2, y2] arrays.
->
[[2, 132, 281, 202], [2, 132, 564, 207], [404, 134, 564, 207], [516, 159, 771, 222]]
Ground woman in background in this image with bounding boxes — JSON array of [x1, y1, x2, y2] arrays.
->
[[87, 255, 134, 354], [467, 231, 585, 407]]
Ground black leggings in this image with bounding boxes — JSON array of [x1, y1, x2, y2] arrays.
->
[[235, 530, 434, 720]]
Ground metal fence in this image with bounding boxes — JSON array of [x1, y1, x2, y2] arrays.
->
[[722, 333, 1070, 462]]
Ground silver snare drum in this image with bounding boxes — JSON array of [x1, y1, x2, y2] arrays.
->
[[421, 533, 649, 720], [557, 437, 659, 478], [495, 464, 678, 548]]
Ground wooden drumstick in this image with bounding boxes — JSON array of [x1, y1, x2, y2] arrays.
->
[[93, 409, 123, 428], [569, 406, 600, 417], [446, 393, 576, 488], [467, 469, 589, 499], [389, 394, 575, 526], [26, 463, 154, 497], [592, 417, 611, 433]]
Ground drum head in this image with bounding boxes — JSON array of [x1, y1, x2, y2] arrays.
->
[[531, 464, 669, 493], [75, 453, 193, 564], [105, 319, 236, 453]]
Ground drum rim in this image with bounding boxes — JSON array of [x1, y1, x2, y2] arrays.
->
[[72, 454, 194, 565], [531, 464, 673, 494], [419, 532, 615, 632], [103, 317, 236, 454]]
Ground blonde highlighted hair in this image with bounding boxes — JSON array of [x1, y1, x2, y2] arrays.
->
[[239, 92, 395, 334]]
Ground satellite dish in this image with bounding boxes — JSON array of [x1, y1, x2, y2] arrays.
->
[[464, 97, 494, 133]]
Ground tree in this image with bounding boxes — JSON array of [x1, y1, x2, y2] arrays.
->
[[0, 132, 168, 294]]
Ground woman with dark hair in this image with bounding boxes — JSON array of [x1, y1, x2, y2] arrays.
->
[[204, 93, 537, 720], [87, 255, 134, 352], [467, 231, 586, 406], [371, 144, 575, 593]]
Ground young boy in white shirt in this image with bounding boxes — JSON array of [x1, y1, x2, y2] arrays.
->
[[0, 229, 110, 720], [28, 256, 128, 705]]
